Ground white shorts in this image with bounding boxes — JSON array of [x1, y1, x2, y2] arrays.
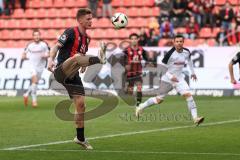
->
[[156, 80, 190, 99], [30, 68, 43, 80]]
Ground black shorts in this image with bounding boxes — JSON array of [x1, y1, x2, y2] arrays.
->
[[126, 75, 142, 87], [54, 65, 85, 98]]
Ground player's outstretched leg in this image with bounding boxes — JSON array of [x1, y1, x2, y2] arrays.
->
[[61, 42, 106, 79], [184, 93, 204, 126], [73, 95, 93, 150], [23, 87, 31, 106], [136, 97, 162, 117], [136, 82, 142, 106]]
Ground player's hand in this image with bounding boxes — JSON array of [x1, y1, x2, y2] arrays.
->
[[47, 58, 55, 72], [21, 54, 28, 60], [80, 67, 87, 73], [125, 65, 131, 71], [191, 74, 197, 81], [231, 78, 237, 84], [171, 76, 179, 82]]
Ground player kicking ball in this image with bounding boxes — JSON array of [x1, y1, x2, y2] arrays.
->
[[136, 35, 204, 126], [47, 8, 106, 150], [22, 29, 50, 107]]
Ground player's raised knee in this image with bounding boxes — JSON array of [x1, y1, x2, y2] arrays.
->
[[183, 93, 192, 99]]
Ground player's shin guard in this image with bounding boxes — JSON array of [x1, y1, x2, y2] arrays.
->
[[139, 97, 158, 110], [31, 83, 37, 103], [136, 91, 142, 106], [186, 96, 198, 120]]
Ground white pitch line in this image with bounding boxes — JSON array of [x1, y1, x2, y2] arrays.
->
[[4, 149, 240, 156], [2, 119, 240, 151]]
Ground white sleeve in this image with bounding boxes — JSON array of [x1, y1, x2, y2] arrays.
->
[[188, 56, 195, 75], [24, 44, 30, 54], [43, 42, 50, 56], [160, 62, 174, 79]]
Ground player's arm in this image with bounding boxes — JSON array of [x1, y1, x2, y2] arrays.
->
[[21, 51, 28, 60], [161, 48, 179, 82], [42, 42, 50, 59], [47, 28, 72, 72], [228, 52, 240, 84], [21, 46, 29, 60], [47, 42, 62, 72], [123, 49, 130, 71], [188, 54, 197, 81]]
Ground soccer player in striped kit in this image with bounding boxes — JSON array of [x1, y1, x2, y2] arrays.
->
[[123, 33, 148, 106], [47, 8, 106, 150]]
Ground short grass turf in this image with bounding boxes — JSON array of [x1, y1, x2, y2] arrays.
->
[[0, 96, 240, 160]]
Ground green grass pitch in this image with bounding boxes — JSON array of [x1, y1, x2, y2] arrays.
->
[[0, 96, 240, 160]]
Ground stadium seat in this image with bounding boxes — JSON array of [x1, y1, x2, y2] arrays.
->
[[0, 41, 8, 47], [152, 7, 160, 16], [175, 27, 186, 34], [59, 8, 72, 18], [184, 39, 195, 46], [90, 29, 106, 39], [19, 19, 31, 29], [123, 0, 134, 7], [228, 0, 238, 5], [105, 28, 119, 38], [194, 39, 205, 46], [65, 18, 77, 28], [35, 8, 49, 18], [158, 39, 169, 46], [199, 28, 212, 38], [140, 7, 153, 17], [11, 9, 25, 18], [112, 0, 122, 7], [216, 0, 226, 5], [114, 7, 128, 14], [142, 0, 155, 6], [24, 29, 34, 39], [213, 27, 220, 37], [117, 29, 130, 38], [128, 18, 148, 27], [25, 9, 37, 18], [1, 30, 10, 40], [207, 39, 216, 46], [54, 0, 65, 8], [128, 7, 139, 17], [96, 18, 112, 28], [28, 0, 52, 8]]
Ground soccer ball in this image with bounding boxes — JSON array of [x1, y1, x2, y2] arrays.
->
[[111, 13, 128, 29]]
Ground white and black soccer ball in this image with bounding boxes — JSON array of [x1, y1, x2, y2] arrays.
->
[[111, 12, 128, 29]]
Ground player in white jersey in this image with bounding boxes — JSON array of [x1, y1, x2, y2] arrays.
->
[[21, 29, 49, 107], [136, 35, 204, 126]]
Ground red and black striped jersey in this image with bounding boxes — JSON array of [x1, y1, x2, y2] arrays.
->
[[123, 46, 148, 77], [57, 27, 90, 66]]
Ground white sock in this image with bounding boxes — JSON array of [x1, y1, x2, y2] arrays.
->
[[186, 96, 198, 120], [31, 84, 37, 102], [139, 97, 158, 110]]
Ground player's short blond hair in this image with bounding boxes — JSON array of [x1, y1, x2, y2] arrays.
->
[[76, 8, 92, 19]]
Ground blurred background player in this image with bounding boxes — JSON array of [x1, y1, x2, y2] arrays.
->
[[22, 29, 49, 107], [229, 51, 240, 84], [136, 35, 204, 126], [47, 8, 106, 150], [123, 33, 148, 106]]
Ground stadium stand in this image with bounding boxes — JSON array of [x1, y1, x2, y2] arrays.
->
[[0, 0, 239, 47]]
